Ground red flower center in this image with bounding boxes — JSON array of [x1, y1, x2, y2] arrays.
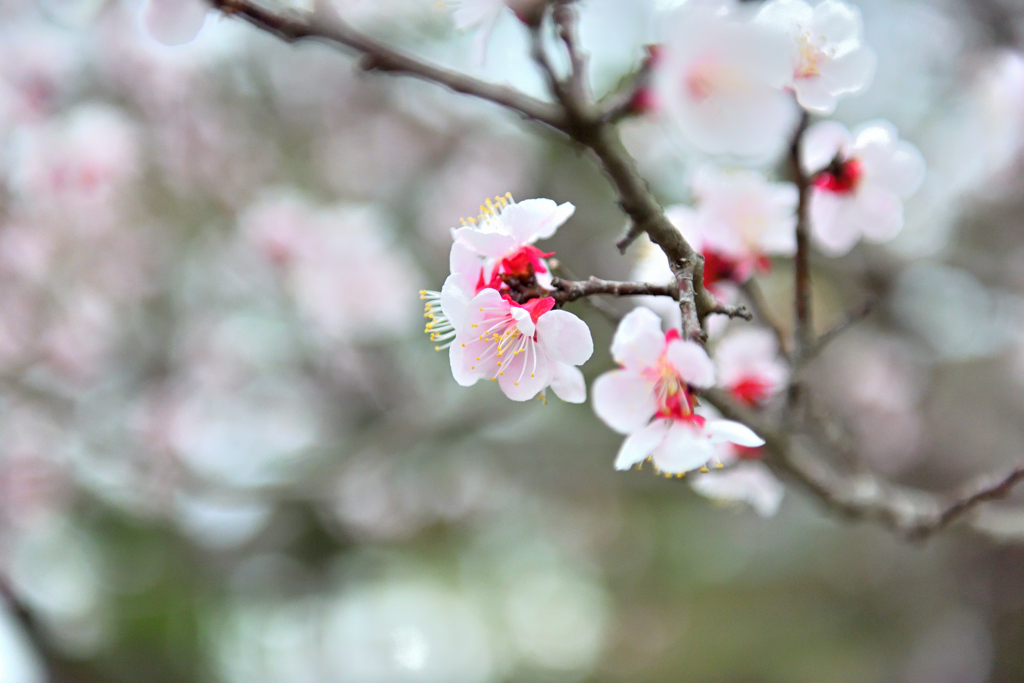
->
[[813, 157, 863, 195], [501, 245, 554, 280], [514, 296, 556, 324], [730, 374, 773, 407]]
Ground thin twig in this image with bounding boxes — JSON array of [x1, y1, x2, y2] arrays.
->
[[790, 110, 813, 361], [208, 0, 565, 129], [739, 279, 790, 358], [550, 276, 677, 304]]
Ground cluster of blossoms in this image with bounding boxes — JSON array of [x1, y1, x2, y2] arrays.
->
[[422, 195, 592, 404]]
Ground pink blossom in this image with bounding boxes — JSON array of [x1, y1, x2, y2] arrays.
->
[[653, 0, 799, 160], [140, 0, 209, 46], [449, 288, 593, 403], [756, 0, 876, 114], [668, 166, 797, 291], [801, 120, 926, 256], [592, 308, 763, 474], [450, 194, 574, 290], [713, 327, 789, 407]]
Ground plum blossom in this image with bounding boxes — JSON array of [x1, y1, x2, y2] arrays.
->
[[592, 308, 764, 475], [669, 166, 797, 292], [689, 417, 785, 517], [140, 0, 209, 46], [713, 327, 789, 407], [450, 194, 574, 290], [421, 240, 500, 351], [756, 0, 876, 114], [654, 0, 799, 159], [448, 288, 593, 403], [801, 120, 926, 256]]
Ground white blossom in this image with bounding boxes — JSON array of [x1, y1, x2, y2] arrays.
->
[[449, 288, 593, 403], [756, 0, 876, 114], [592, 308, 763, 474], [801, 119, 926, 256], [140, 0, 209, 46], [713, 327, 789, 406]]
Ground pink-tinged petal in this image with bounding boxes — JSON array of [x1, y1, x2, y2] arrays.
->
[[510, 306, 536, 337], [808, 190, 861, 256], [451, 226, 518, 259], [665, 340, 715, 387], [690, 462, 784, 517], [810, 0, 864, 51], [861, 140, 925, 199], [614, 420, 670, 470], [449, 239, 482, 280], [705, 419, 765, 447], [497, 345, 551, 400], [449, 339, 484, 386], [451, 0, 504, 29], [853, 184, 903, 243], [801, 120, 851, 174], [536, 309, 593, 366], [819, 48, 876, 96], [852, 119, 899, 151], [756, 0, 813, 33], [501, 199, 575, 244], [142, 0, 207, 46], [652, 422, 715, 474], [665, 205, 705, 248], [593, 369, 658, 434], [549, 362, 586, 404], [611, 307, 665, 369]]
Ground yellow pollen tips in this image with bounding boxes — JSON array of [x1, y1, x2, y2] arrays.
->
[[499, 372, 503, 376], [434, 346, 441, 351], [471, 365, 475, 369], [530, 373, 535, 377], [491, 377, 497, 381], [514, 382, 519, 386], [479, 308, 484, 311], [699, 466, 709, 473], [461, 343, 465, 347], [471, 324, 478, 328], [716, 463, 724, 469]]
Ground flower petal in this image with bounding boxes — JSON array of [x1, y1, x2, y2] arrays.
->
[[690, 462, 785, 517], [611, 307, 665, 369], [451, 226, 518, 259], [652, 422, 716, 474], [614, 420, 670, 470], [665, 340, 715, 387], [801, 120, 851, 175], [705, 419, 765, 447], [593, 369, 658, 434], [497, 344, 552, 401], [549, 362, 586, 404], [536, 309, 593, 366], [501, 199, 575, 244], [142, 0, 207, 45]]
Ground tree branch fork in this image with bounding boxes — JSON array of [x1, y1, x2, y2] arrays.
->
[[205, 0, 1024, 542]]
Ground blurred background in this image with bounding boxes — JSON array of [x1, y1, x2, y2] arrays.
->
[[1, 0, 1024, 681]]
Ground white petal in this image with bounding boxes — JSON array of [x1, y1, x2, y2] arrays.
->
[[614, 420, 670, 470], [690, 462, 785, 517], [853, 184, 903, 243], [498, 343, 552, 400], [449, 340, 482, 387], [705, 419, 765, 447], [593, 370, 658, 434], [819, 48, 877, 97], [451, 226, 518, 259], [794, 78, 840, 115], [439, 275, 471, 329], [756, 0, 813, 33], [611, 307, 665, 369], [501, 199, 575, 244], [810, 0, 864, 52], [652, 422, 715, 473], [549, 362, 586, 404], [449, 239, 483, 279], [511, 307, 536, 337], [801, 120, 851, 174], [808, 190, 861, 256], [142, 0, 207, 46], [665, 340, 715, 387], [536, 309, 593, 366]]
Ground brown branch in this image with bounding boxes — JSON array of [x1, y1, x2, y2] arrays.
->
[[549, 276, 677, 304], [207, 0, 565, 129], [703, 388, 1024, 542], [790, 110, 813, 361], [705, 302, 753, 321]]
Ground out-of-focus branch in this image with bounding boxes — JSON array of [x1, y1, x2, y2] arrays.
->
[[704, 388, 1024, 542], [207, 0, 565, 129], [549, 276, 677, 304], [790, 111, 813, 363], [801, 297, 876, 365]]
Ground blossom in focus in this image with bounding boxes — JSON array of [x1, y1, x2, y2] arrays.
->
[[592, 308, 764, 474], [713, 327, 789, 407], [668, 166, 797, 291], [141, 0, 209, 46], [654, 0, 799, 159], [801, 120, 926, 256], [450, 194, 574, 289], [421, 240, 501, 351], [449, 288, 593, 403], [756, 0, 876, 114]]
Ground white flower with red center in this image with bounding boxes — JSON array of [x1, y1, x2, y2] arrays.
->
[[451, 194, 574, 289], [592, 308, 764, 475], [141, 0, 209, 46], [713, 327, 789, 407], [449, 288, 593, 403], [421, 240, 502, 351], [801, 120, 926, 256], [756, 0, 876, 114], [653, 0, 799, 159], [669, 167, 797, 292]]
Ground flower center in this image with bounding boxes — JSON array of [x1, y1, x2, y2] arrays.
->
[[501, 245, 554, 281], [795, 31, 827, 79], [814, 157, 863, 195], [730, 374, 772, 407]]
